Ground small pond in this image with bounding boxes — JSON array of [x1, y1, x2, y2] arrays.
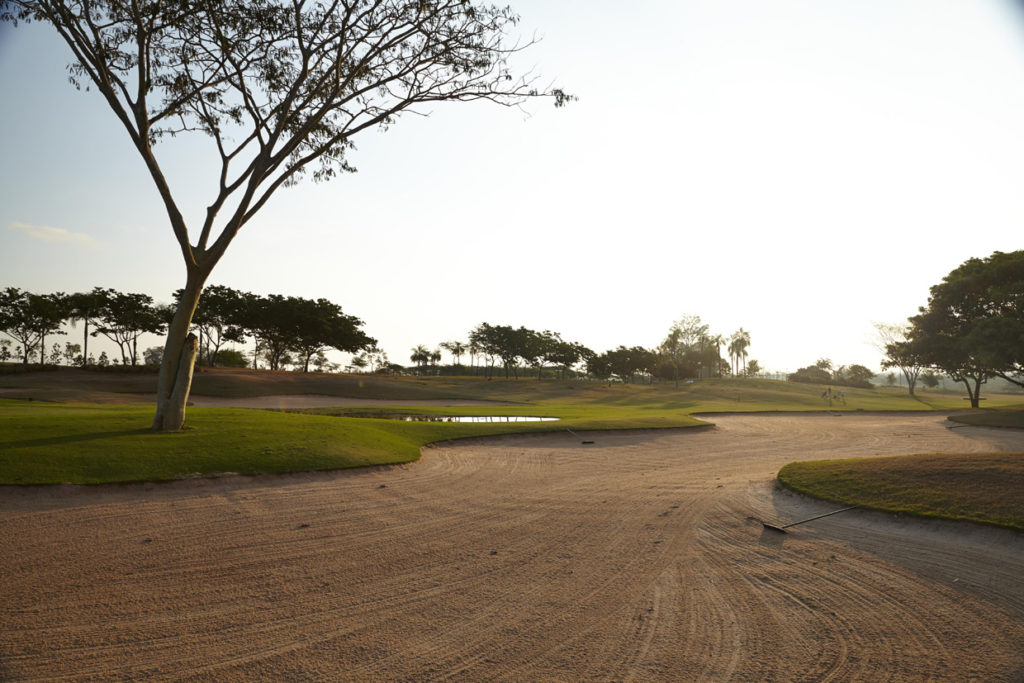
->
[[351, 414, 559, 423]]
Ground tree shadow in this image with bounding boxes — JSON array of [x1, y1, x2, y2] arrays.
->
[[0, 429, 152, 449]]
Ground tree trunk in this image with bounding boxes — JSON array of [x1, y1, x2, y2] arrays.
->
[[82, 320, 89, 366], [40, 332, 46, 365], [153, 270, 208, 431], [958, 377, 980, 408]]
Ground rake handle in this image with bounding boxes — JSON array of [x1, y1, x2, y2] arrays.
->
[[780, 505, 858, 529]]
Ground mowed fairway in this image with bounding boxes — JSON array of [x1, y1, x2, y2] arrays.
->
[[2, 413, 1024, 680]]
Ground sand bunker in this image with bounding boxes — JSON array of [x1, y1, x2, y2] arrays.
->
[[2, 414, 1023, 680]]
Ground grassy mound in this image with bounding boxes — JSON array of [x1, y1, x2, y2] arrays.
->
[[778, 453, 1024, 531], [0, 398, 707, 485], [948, 407, 1024, 429]]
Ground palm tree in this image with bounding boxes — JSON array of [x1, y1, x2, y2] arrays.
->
[[706, 333, 724, 378], [467, 339, 480, 374], [727, 337, 739, 377], [410, 344, 430, 374], [440, 340, 466, 367], [729, 328, 751, 376]]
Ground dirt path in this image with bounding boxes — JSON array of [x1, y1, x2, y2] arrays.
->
[[2, 414, 1023, 681]]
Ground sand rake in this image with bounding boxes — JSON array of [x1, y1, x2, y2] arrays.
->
[[761, 505, 858, 534], [566, 428, 594, 444]]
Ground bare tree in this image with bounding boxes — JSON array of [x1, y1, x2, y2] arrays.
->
[[3, 0, 571, 430]]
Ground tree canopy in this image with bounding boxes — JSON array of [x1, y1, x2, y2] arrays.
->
[[876, 322, 923, 396], [0, 288, 66, 364], [906, 251, 1024, 407]]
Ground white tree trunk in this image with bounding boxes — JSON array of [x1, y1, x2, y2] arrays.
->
[[152, 271, 208, 431]]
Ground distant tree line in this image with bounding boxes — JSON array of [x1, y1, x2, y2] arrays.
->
[[172, 286, 374, 372], [0, 286, 373, 373], [882, 250, 1024, 407], [0, 287, 165, 367], [787, 358, 875, 388], [407, 316, 755, 384], [3, 285, 764, 384]]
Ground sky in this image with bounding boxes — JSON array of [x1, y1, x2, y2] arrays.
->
[[2, 0, 1024, 373]]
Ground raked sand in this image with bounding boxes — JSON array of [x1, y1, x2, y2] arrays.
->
[[2, 413, 1024, 680]]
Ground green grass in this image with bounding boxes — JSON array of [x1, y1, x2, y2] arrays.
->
[[0, 402, 426, 484], [2, 372, 1023, 485], [947, 406, 1024, 429], [778, 453, 1024, 531]]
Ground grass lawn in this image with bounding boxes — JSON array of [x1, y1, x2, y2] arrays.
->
[[1, 399, 676, 485], [778, 453, 1024, 531], [2, 369, 1024, 487], [948, 406, 1024, 429]]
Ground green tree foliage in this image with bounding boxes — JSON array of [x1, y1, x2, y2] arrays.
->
[[67, 288, 111, 366], [788, 360, 874, 388], [590, 346, 658, 384], [440, 341, 466, 367], [63, 342, 82, 366], [234, 294, 372, 372], [469, 324, 524, 379], [540, 332, 592, 380], [657, 316, 727, 384], [353, 343, 388, 374], [787, 365, 831, 385], [659, 315, 712, 387], [175, 285, 246, 367], [833, 364, 874, 389], [143, 346, 164, 367], [30, 292, 68, 365], [237, 294, 297, 370], [876, 322, 924, 396], [907, 251, 1024, 407], [410, 344, 431, 374], [291, 298, 373, 373], [0, 288, 68, 365], [468, 323, 589, 379], [94, 292, 165, 366], [214, 348, 249, 369], [728, 328, 751, 377]]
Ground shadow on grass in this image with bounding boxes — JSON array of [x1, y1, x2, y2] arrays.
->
[[0, 429, 153, 449]]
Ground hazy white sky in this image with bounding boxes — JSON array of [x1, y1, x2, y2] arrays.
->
[[2, 0, 1024, 372]]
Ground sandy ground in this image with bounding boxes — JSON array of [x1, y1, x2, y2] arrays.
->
[[2, 413, 1024, 681]]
